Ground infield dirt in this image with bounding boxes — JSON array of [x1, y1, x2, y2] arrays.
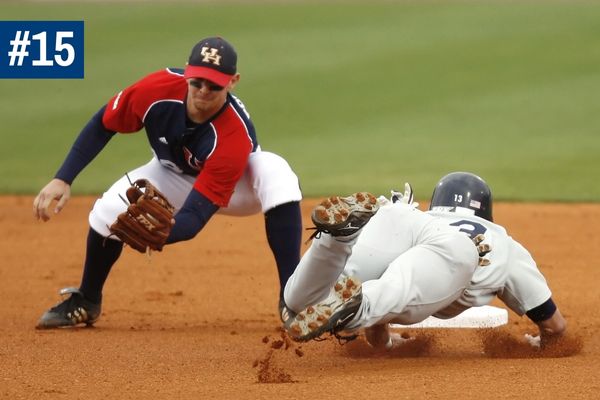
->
[[0, 196, 598, 399]]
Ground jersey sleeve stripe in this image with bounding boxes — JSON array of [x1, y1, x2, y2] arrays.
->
[[165, 67, 184, 76], [192, 103, 254, 207], [205, 123, 218, 159], [229, 104, 254, 148]]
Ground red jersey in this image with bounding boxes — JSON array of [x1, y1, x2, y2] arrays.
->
[[101, 68, 257, 207]]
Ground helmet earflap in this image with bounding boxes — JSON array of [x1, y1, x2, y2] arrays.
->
[[429, 172, 493, 222]]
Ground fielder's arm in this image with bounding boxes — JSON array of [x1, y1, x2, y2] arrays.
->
[[33, 106, 115, 221]]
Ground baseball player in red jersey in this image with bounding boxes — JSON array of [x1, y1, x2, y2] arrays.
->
[[33, 37, 303, 328], [282, 173, 566, 349]]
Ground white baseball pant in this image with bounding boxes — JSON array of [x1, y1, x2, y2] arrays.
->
[[88, 151, 302, 237]]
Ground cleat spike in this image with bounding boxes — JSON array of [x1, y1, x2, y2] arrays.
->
[[283, 276, 363, 342], [309, 192, 380, 238]]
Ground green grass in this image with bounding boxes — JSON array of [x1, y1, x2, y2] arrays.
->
[[1, 1, 599, 201]]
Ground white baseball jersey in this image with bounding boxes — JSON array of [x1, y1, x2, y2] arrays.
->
[[284, 199, 552, 330], [426, 209, 552, 319]]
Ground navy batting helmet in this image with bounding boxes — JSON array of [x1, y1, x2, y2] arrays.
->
[[429, 172, 493, 222]]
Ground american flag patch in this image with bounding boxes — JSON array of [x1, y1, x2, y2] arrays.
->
[[470, 200, 481, 209]]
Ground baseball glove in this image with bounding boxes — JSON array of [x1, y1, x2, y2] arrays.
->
[[109, 179, 175, 253]]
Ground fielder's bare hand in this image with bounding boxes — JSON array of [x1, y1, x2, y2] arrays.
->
[[33, 178, 71, 221]]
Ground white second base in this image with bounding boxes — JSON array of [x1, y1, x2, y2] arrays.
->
[[389, 306, 508, 329]]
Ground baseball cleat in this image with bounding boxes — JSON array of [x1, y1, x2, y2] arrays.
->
[[36, 287, 101, 329], [311, 192, 379, 237], [286, 276, 363, 342]]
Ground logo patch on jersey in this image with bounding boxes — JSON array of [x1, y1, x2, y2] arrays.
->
[[183, 146, 203, 171], [200, 47, 222, 66]]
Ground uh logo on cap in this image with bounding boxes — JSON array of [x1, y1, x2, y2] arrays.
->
[[200, 47, 221, 66]]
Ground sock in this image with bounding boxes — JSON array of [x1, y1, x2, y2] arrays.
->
[[264, 201, 302, 300], [79, 227, 123, 304]]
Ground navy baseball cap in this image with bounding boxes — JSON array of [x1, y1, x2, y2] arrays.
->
[[184, 37, 237, 87]]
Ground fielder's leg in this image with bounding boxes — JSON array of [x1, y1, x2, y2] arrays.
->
[[219, 151, 303, 313], [264, 201, 302, 299], [84, 157, 193, 299], [37, 158, 193, 329]]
